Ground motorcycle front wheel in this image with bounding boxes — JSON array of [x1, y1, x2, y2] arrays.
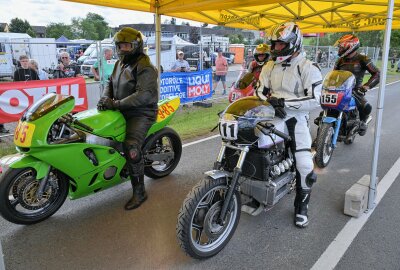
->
[[143, 127, 182, 179], [176, 176, 241, 259], [0, 167, 69, 225], [315, 123, 335, 168]]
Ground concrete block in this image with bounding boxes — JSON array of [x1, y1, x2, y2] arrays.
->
[[357, 174, 371, 187], [344, 183, 369, 217]]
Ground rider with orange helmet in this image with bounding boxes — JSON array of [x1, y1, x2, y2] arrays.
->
[[334, 34, 380, 135]]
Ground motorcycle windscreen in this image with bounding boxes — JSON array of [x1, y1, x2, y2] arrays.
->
[[321, 70, 355, 110], [22, 93, 74, 122], [224, 96, 272, 117]]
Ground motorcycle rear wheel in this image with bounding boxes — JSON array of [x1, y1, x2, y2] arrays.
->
[[176, 176, 241, 259], [315, 123, 335, 168], [143, 127, 182, 179], [0, 167, 69, 225]]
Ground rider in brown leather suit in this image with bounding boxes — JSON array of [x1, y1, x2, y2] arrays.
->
[[333, 34, 380, 136], [97, 27, 159, 210]]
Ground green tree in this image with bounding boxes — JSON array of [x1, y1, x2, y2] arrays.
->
[[253, 38, 264, 45], [171, 18, 176, 25], [86, 13, 109, 39], [9, 18, 34, 36], [46, 23, 74, 39], [227, 34, 249, 45], [71, 13, 109, 40]]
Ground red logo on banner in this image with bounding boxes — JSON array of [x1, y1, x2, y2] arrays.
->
[[187, 84, 211, 98], [0, 77, 88, 123]]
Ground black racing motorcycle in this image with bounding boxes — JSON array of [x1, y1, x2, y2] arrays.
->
[[176, 96, 296, 259]]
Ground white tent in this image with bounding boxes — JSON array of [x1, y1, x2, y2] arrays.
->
[[172, 35, 194, 48]]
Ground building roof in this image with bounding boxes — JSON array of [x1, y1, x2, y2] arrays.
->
[[31, 25, 46, 34]]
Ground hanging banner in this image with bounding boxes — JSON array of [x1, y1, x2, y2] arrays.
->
[[0, 77, 88, 124], [160, 69, 213, 104]]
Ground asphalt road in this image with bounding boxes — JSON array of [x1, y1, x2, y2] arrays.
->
[[0, 81, 400, 270]]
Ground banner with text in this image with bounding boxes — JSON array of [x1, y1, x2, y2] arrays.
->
[[0, 77, 88, 124], [160, 69, 213, 104]]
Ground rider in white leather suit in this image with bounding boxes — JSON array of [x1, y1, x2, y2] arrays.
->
[[257, 22, 322, 228]]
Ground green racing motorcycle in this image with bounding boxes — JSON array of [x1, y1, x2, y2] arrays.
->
[[0, 93, 182, 225]]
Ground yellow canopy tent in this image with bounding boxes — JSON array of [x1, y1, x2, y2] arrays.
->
[[65, 0, 396, 211], [66, 0, 399, 33]]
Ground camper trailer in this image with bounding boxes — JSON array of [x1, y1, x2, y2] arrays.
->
[[0, 33, 30, 79], [0, 33, 57, 79]]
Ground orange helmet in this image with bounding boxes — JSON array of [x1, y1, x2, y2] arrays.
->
[[334, 34, 360, 58]]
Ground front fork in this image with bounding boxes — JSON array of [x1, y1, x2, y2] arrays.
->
[[322, 110, 343, 148], [36, 165, 52, 199], [214, 142, 249, 225]]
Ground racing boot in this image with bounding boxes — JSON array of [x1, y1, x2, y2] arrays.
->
[[125, 175, 147, 210], [358, 121, 368, 136], [294, 189, 311, 228]]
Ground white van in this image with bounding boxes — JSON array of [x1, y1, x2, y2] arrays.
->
[[145, 36, 177, 71], [0, 33, 31, 78]]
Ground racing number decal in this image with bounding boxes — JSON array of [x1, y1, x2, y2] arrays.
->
[[14, 121, 35, 147], [321, 94, 338, 105], [157, 102, 175, 120], [219, 120, 238, 140]]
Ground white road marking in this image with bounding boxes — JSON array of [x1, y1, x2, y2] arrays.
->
[[311, 156, 400, 270]]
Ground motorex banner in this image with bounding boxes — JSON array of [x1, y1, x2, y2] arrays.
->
[[160, 69, 213, 104]]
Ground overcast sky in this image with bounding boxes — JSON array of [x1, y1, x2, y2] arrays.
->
[[0, 0, 202, 27]]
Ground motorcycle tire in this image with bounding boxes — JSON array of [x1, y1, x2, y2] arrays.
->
[[0, 167, 69, 225], [176, 176, 241, 259], [143, 127, 182, 179], [315, 123, 335, 168]]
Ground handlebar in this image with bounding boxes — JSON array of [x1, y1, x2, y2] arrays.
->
[[256, 122, 291, 141], [59, 113, 94, 132]]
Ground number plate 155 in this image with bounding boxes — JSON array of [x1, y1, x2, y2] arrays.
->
[[321, 93, 338, 105], [14, 121, 36, 147]]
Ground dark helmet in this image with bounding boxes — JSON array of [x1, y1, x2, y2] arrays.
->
[[269, 22, 303, 63], [253, 44, 270, 66], [334, 34, 360, 58], [114, 27, 144, 59]]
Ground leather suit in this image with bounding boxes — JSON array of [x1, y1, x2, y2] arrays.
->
[[248, 61, 264, 80], [334, 52, 380, 121], [259, 53, 322, 224], [103, 53, 158, 177]]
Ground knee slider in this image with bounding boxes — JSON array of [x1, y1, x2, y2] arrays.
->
[[124, 143, 142, 163], [305, 171, 317, 188]]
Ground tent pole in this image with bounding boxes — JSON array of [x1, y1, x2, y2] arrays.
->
[[367, 0, 394, 210], [155, 1, 161, 90]]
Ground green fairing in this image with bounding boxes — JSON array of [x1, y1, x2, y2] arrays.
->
[[1, 94, 180, 200]]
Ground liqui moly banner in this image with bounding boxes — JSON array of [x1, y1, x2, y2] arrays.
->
[[160, 69, 213, 104], [0, 77, 88, 123]]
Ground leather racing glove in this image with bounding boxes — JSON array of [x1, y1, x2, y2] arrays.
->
[[268, 96, 287, 119], [97, 97, 119, 111]]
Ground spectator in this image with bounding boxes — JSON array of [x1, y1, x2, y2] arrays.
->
[[13, 55, 39, 82], [91, 48, 115, 82], [244, 48, 254, 69], [170, 50, 190, 72], [2, 55, 39, 133], [316, 49, 322, 63], [29, 59, 49, 80], [212, 48, 228, 95], [54, 52, 82, 78]]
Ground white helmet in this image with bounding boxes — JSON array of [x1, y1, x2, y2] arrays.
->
[[270, 22, 303, 63]]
